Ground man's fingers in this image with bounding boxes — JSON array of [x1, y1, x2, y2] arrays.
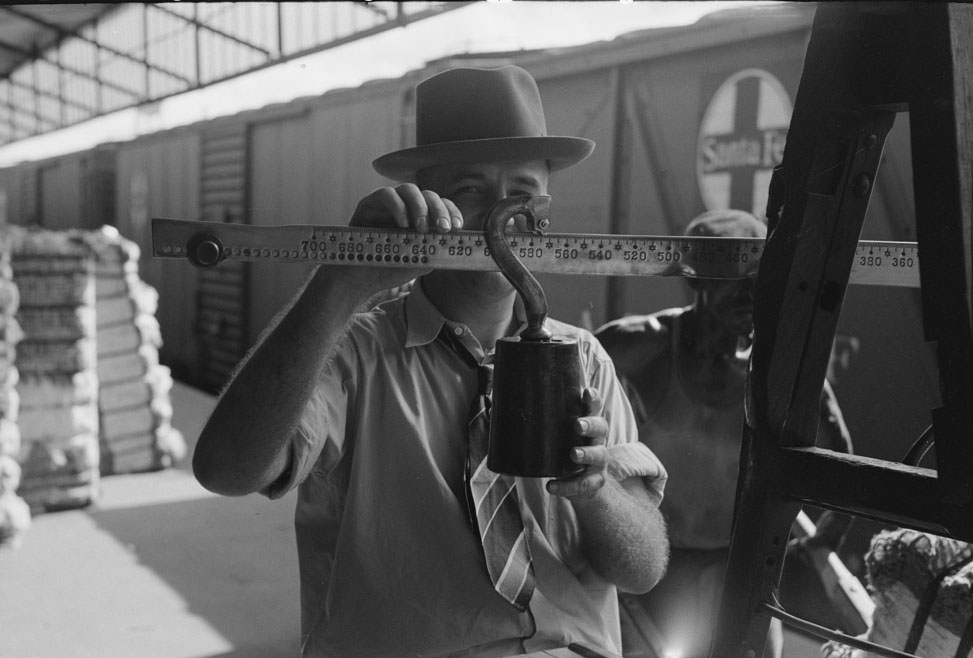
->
[[444, 198, 463, 229], [351, 187, 408, 228], [508, 213, 529, 232], [352, 185, 465, 233], [382, 186, 413, 228], [397, 183, 430, 232], [570, 444, 608, 467], [545, 443, 609, 500], [581, 388, 604, 417], [546, 470, 607, 499], [421, 189, 452, 232], [574, 416, 608, 444]]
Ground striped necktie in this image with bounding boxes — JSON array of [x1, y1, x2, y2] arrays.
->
[[442, 329, 535, 611]]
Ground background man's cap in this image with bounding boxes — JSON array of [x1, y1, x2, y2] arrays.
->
[[684, 209, 767, 238], [373, 65, 595, 181]]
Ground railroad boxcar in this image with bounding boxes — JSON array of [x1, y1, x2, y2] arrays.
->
[[0, 143, 115, 231], [0, 3, 939, 576]]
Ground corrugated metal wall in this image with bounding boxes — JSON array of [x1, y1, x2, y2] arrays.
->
[[531, 66, 622, 331], [607, 26, 810, 321], [115, 129, 201, 384], [0, 146, 116, 230], [38, 153, 84, 230], [196, 122, 249, 393], [80, 145, 117, 230], [0, 162, 38, 226], [246, 84, 408, 347], [248, 112, 317, 344]]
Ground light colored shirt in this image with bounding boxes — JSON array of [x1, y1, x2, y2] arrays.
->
[[265, 283, 664, 658]]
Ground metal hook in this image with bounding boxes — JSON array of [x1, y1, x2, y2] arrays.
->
[[483, 195, 553, 341]]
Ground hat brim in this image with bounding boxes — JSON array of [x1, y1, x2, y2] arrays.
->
[[372, 136, 595, 181]]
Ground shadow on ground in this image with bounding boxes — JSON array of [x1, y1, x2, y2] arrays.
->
[[87, 488, 301, 658]]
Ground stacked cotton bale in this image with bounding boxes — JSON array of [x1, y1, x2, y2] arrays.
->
[[0, 231, 30, 546], [87, 227, 185, 474], [822, 529, 973, 658], [9, 227, 101, 511]]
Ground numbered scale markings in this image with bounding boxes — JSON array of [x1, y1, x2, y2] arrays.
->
[[152, 218, 920, 288]]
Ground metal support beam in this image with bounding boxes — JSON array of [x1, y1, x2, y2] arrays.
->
[[92, 21, 102, 113], [359, 1, 393, 21], [6, 83, 14, 137], [152, 3, 272, 58], [0, 39, 143, 102], [0, 5, 193, 85], [265, 2, 476, 72], [0, 38, 139, 98], [276, 3, 283, 58], [142, 3, 150, 98], [3, 75, 95, 117], [192, 4, 201, 86], [29, 45, 40, 130], [54, 43, 63, 126], [0, 2, 474, 146]]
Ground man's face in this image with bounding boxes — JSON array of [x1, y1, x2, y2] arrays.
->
[[416, 160, 550, 230], [415, 160, 550, 298], [696, 276, 757, 336]]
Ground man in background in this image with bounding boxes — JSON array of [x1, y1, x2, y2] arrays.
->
[[596, 209, 853, 658]]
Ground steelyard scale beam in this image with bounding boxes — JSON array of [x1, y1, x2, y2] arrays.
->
[[151, 217, 920, 288]]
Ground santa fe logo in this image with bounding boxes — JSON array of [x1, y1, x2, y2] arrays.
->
[[696, 68, 792, 219]]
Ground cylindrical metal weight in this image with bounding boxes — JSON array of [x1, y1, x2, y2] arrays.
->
[[488, 336, 585, 477]]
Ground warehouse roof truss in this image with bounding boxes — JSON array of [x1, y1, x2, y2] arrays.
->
[[0, 2, 471, 147]]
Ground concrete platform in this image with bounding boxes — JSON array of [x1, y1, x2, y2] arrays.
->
[[0, 382, 301, 658]]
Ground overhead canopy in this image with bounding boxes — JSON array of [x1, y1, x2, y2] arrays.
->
[[0, 2, 471, 148], [0, 4, 117, 76]]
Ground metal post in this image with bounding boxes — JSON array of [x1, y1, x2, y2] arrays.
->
[[93, 22, 103, 114], [276, 2, 284, 58], [142, 3, 150, 100], [55, 44, 64, 127], [604, 66, 628, 322], [194, 3, 201, 86], [7, 84, 15, 140], [30, 56, 40, 135]]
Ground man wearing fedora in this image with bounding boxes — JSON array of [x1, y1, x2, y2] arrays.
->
[[193, 65, 669, 657]]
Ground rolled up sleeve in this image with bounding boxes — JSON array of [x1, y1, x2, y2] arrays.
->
[[261, 334, 356, 500], [606, 442, 668, 506]]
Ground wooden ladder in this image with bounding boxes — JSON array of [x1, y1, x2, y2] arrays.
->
[[710, 3, 973, 657]]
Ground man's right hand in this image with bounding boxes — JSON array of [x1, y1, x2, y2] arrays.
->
[[337, 184, 464, 295], [351, 183, 463, 232]]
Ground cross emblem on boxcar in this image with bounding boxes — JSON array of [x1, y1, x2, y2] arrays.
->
[[696, 69, 792, 219]]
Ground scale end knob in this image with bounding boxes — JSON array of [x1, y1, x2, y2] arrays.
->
[[187, 233, 224, 268]]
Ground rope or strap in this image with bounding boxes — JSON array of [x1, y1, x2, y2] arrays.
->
[[955, 614, 973, 658], [903, 551, 973, 654], [761, 597, 921, 658]]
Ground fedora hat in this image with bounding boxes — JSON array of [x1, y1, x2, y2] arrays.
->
[[372, 65, 595, 181]]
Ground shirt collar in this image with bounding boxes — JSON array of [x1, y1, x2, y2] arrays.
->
[[404, 280, 447, 348], [403, 278, 529, 349]]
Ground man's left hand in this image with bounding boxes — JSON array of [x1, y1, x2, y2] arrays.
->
[[546, 388, 609, 500]]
